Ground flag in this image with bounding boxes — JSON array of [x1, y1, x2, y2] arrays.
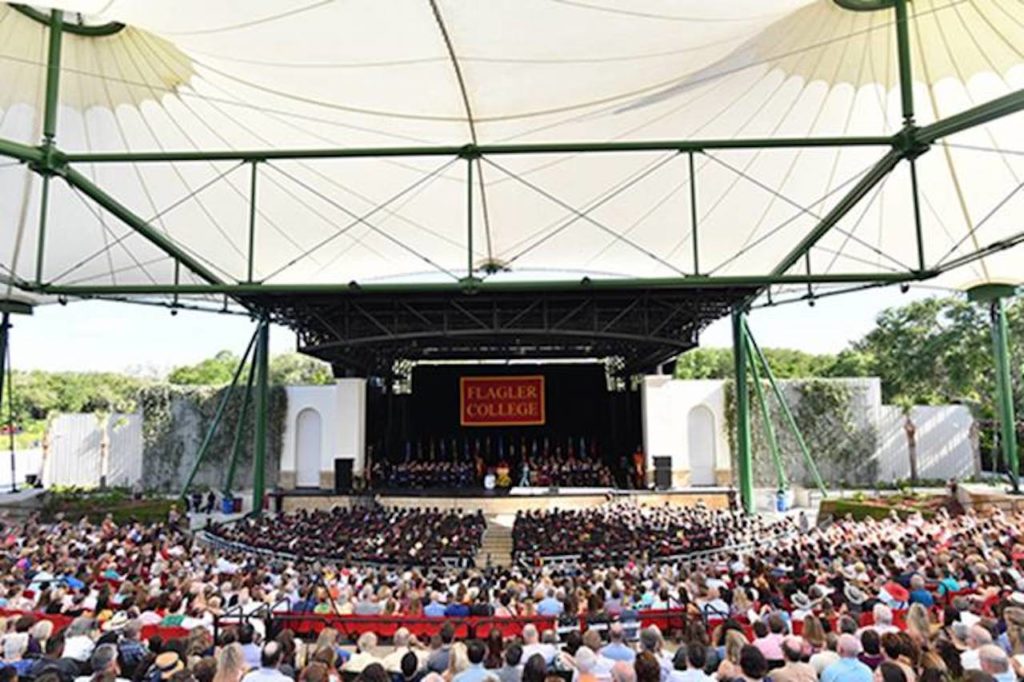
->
[[404, 441, 412, 463]]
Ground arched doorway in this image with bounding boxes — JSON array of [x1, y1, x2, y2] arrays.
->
[[295, 408, 322, 488], [688, 405, 716, 486]]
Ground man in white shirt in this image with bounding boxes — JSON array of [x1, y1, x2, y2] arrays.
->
[[344, 632, 383, 673], [979, 645, 1016, 682], [960, 625, 994, 671], [521, 624, 557, 665], [383, 628, 427, 673]]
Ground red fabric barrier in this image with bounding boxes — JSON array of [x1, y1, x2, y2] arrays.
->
[[270, 613, 558, 641], [0, 609, 191, 643]]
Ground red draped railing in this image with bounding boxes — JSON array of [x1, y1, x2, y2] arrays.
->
[[0, 609, 190, 642]]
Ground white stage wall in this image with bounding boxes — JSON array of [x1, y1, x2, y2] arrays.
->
[[279, 379, 366, 490], [641, 377, 977, 488]]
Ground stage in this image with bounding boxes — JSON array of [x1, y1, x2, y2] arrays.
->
[[274, 485, 735, 515]]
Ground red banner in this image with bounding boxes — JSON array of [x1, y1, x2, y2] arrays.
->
[[460, 376, 545, 426]]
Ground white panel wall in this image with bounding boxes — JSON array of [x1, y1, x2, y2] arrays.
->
[[876, 405, 977, 481], [334, 379, 367, 475], [641, 377, 730, 480], [281, 379, 367, 487]]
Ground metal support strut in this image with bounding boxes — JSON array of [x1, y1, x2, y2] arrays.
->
[[0, 314, 13, 493], [746, 332, 788, 493], [745, 319, 828, 497], [252, 317, 270, 515], [732, 309, 755, 514], [180, 327, 259, 498], [991, 298, 1020, 493]]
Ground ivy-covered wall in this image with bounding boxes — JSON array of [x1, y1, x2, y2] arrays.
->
[[139, 385, 287, 492], [725, 378, 879, 488]]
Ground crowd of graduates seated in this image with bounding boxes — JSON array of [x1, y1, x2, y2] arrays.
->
[[511, 503, 793, 564], [208, 507, 486, 566]]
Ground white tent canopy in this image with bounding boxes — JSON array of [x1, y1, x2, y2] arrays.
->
[[1, 0, 1024, 305]]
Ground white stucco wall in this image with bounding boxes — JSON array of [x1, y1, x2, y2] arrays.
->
[[281, 379, 367, 488], [641, 377, 731, 484], [641, 376, 976, 489]]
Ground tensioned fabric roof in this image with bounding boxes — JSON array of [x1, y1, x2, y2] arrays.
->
[[1, 0, 1023, 308]]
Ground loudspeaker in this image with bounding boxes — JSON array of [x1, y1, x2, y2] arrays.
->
[[334, 458, 353, 493], [653, 456, 672, 490]]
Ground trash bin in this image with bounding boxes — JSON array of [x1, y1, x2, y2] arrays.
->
[[232, 497, 242, 513], [775, 490, 789, 512], [221, 498, 234, 514]]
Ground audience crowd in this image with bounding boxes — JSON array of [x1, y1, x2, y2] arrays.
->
[[0, 501, 1021, 682]]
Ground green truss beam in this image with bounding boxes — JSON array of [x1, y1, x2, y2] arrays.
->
[[58, 136, 893, 164], [62, 167, 224, 285], [26, 271, 933, 298], [917, 90, 1024, 145], [771, 149, 903, 277]]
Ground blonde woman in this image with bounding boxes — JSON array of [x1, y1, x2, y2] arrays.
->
[[905, 603, 933, 647], [802, 615, 827, 654], [445, 642, 469, 682], [1005, 607, 1024, 677], [213, 642, 247, 682], [716, 630, 747, 680]]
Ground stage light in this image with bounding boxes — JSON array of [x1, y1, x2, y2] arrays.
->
[[900, 283, 910, 294]]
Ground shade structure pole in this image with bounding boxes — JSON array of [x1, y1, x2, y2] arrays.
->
[[246, 161, 259, 283], [180, 327, 259, 497], [894, 0, 915, 126], [688, 151, 700, 275], [224, 359, 256, 497], [466, 157, 474, 279], [251, 317, 270, 515], [731, 309, 755, 514], [36, 9, 64, 286], [744, 319, 828, 497], [990, 298, 1020, 493], [0, 313, 12, 493], [745, 333, 787, 492]]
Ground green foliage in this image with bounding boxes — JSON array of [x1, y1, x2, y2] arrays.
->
[[40, 486, 174, 524], [168, 350, 239, 385], [9, 370, 148, 422], [168, 350, 333, 386], [724, 377, 877, 487], [138, 383, 286, 492], [675, 347, 867, 381]]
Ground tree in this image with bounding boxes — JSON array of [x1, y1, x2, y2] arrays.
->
[[269, 353, 333, 385], [167, 350, 240, 386]]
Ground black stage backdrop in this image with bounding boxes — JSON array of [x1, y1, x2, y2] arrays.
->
[[365, 363, 641, 478]]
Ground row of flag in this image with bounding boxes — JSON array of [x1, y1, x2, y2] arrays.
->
[[401, 435, 599, 463]]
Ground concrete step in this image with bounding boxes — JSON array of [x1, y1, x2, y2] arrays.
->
[[475, 516, 515, 568]]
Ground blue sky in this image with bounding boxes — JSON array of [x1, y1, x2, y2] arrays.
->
[[6, 284, 944, 375]]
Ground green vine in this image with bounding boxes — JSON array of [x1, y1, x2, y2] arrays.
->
[[724, 378, 878, 488], [139, 384, 287, 492]]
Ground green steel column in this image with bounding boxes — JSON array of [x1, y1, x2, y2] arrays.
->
[[894, 0, 915, 125], [745, 321, 828, 497], [746, 335, 787, 492], [224, 360, 256, 495], [688, 151, 699, 275], [246, 161, 259, 283], [991, 298, 1020, 493], [36, 9, 64, 285], [252, 318, 270, 514], [43, 9, 63, 143], [0, 313, 9, 459], [466, 158, 474, 279], [181, 329, 258, 496], [731, 309, 755, 514]]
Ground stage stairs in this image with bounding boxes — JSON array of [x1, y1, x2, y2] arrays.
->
[[476, 515, 514, 568]]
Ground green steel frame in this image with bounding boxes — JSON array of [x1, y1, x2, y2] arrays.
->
[[0, 3, 1021, 506]]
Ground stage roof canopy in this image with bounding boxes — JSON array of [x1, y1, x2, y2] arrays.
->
[[1, 0, 1024, 367]]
